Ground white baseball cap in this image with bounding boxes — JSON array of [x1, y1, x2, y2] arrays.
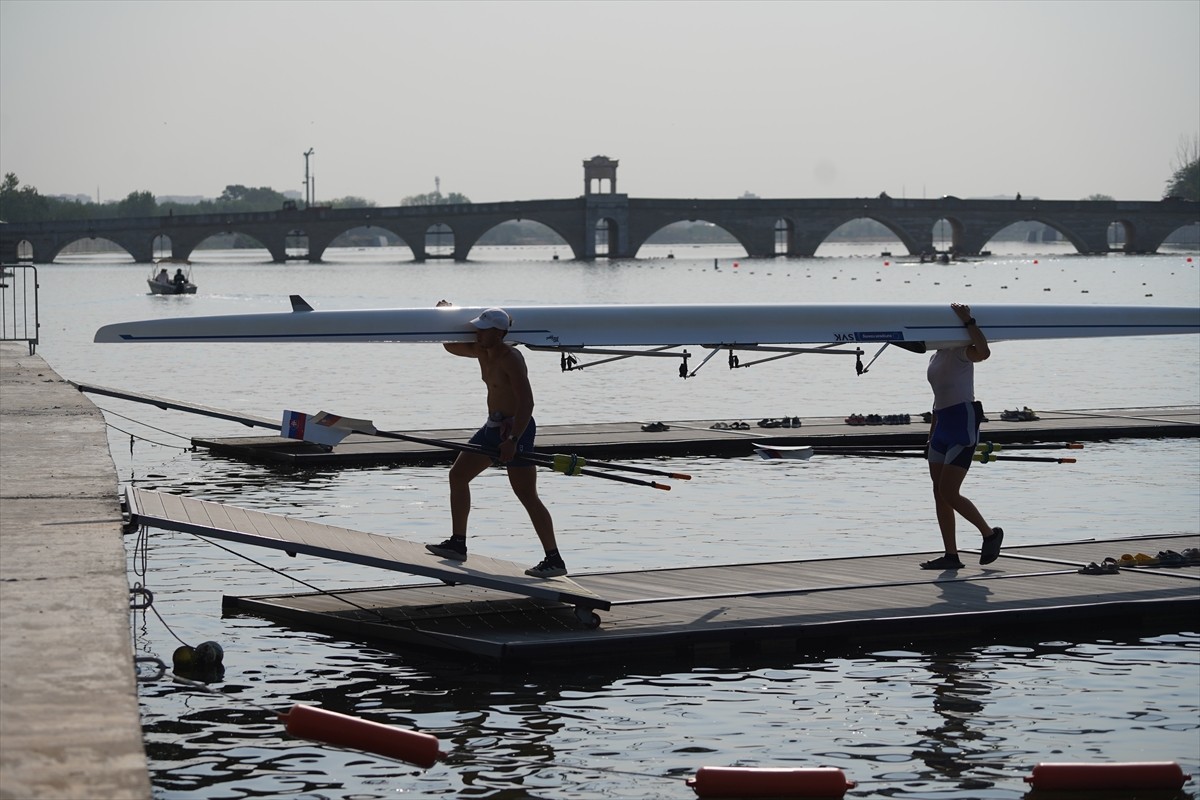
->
[[469, 308, 511, 331]]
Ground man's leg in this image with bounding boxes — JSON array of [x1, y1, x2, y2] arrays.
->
[[507, 466, 557, 552], [448, 451, 492, 538]]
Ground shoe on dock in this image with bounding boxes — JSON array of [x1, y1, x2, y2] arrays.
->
[[980, 527, 1004, 564], [525, 554, 567, 578], [426, 538, 468, 561]]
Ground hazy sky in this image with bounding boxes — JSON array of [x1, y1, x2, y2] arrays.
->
[[2, 0, 1197, 205]]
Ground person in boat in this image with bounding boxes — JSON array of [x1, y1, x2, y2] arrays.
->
[[425, 303, 565, 578], [172, 268, 188, 288], [155, 268, 171, 285], [921, 302, 1004, 570]]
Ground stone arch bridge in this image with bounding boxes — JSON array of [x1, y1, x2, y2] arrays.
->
[[2, 195, 1195, 264]]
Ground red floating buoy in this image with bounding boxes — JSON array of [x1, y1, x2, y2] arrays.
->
[[1025, 761, 1189, 791], [687, 766, 855, 798], [281, 704, 444, 768]]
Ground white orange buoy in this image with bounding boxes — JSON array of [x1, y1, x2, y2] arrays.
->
[[1025, 761, 1189, 791], [281, 704, 444, 768], [687, 766, 855, 798]]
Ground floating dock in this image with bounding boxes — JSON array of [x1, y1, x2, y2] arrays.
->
[[192, 406, 1200, 467], [223, 533, 1198, 664], [120, 489, 1199, 664]]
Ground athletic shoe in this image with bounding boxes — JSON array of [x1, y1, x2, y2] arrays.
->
[[980, 527, 1004, 565], [426, 538, 467, 561], [920, 554, 965, 570], [525, 555, 567, 578]]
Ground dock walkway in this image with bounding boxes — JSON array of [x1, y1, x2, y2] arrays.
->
[[193, 406, 1200, 467], [0, 343, 150, 799], [225, 533, 1199, 663]]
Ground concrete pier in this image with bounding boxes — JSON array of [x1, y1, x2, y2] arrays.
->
[[0, 343, 150, 799]]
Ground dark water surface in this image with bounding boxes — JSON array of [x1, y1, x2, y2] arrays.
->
[[32, 244, 1200, 798]]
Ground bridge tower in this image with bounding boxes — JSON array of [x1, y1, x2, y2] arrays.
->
[[583, 155, 619, 195], [582, 155, 629, 259]]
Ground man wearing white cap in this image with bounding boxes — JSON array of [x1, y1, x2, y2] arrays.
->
[[426, 305, 566, 578]]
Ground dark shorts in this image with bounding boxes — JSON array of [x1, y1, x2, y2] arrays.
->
[[928, 401, 983, 469], [468, 417, 538, 468]]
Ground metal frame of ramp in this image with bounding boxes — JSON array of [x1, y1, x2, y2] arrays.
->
[[124, 487, 609, 625]]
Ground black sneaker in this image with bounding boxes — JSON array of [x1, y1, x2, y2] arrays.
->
[[426, 538, 467, 561], [980, 527, 1004, 565], [525, 555, 567, 578], [920, 554, 965, 570]]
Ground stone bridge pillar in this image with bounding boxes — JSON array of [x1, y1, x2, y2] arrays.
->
[[584, 195, 630, 259]]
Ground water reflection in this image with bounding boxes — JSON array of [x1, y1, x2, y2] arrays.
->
[[914, 649, 997, 790]]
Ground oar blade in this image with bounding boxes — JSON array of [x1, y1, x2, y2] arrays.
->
[[313, 410, 378, 435], [281, 410, 353, 446]]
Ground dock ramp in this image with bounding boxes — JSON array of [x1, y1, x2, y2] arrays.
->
[[124, 487, 610, 624]]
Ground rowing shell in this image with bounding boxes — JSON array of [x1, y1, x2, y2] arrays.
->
[[94, 300, 1199, 350]]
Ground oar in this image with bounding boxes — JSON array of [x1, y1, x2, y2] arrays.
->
[[547, 453, 691, 481], [290, 411, 676, 490], [973, 453, 1077, 464], [974, 442, 1083, 452], [810, 448, 1076, 464], [807, 441, 1084, 453]]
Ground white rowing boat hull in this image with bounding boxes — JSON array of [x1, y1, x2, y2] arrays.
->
[[754, 444, 816, 460], [94, 302, 1200, 349]]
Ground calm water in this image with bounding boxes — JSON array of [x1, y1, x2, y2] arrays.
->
[[29, 243, 1200, 799]]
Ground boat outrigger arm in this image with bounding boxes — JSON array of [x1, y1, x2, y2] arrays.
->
[[529, 341, 872, 379]]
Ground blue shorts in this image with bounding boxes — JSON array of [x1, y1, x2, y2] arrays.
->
[[928, 401, 983, 469], [468, 417, 538, 468]]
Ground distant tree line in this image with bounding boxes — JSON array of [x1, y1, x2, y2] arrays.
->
[[1164, 134, 1200, 202], [0, 174, 455, 223]]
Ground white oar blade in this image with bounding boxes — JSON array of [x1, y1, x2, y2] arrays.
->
[[312, 410, 378, 435]]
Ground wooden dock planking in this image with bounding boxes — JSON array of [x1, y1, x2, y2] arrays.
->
[[223, 533, 1199, 663], [126, 488, 610, 613], [192, 406, 1200, 468]]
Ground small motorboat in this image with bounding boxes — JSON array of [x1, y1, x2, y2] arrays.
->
[[148, 260, 197, 295]]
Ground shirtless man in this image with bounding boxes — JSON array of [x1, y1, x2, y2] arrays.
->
[[425, 306, 566, 578]]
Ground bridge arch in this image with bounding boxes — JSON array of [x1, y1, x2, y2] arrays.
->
[[173, 229, 280, 262], [450, 216, 578, 261], [976, 216, 1095, 254], [10, 238, 34, 262], [630, 218, 746, 258], [1162, 220, 1200, 248], [821, 214, 923, 256], [425, 223, 455, 259], [51, 236, 136, 262]]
